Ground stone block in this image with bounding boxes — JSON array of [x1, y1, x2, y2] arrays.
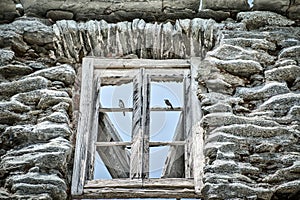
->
[[200, 0, 250, 11], [253, 0, 290, 14]]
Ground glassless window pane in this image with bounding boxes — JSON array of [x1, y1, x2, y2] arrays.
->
[[149, 146, 169, 178], [150, 82, 183, 108], [100, 83, 133, 108], [150, 111, 181, 141], [94, 152, 112, 179], [107, 112, 132, 142]]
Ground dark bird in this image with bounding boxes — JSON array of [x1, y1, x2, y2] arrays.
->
[[119, 99, 125, 116], [164, 99, 174, 109]]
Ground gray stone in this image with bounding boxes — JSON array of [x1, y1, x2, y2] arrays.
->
[[37, 111, 69, 124], [0, 100, 31, 113], [213, 58, 263, 77], [291, 77, 300, 91], [221, 38, 276, 51], [0, 0, 18, 23], [278, 45, 300, 63], [265, 65, 300, 83], [208, 44, 275, 65], [201, 0, 250, 11], [262, 161, 300, 183], [211, 124, 299, 138], [275, 180, 300, 194], [11, 89, 69, 106], [0, 30, 30, 55], [0, 188, 13, 200], [202, 182, 273, 200], [0, 64, 33, 78], [202, 103, 233, 114], [201, 113, 279, 130], [199, 92, 244, 106], [46, 10, 74, 21], [205, 78, 233, 94], [237, 11, 295, 30], [0, 76, 51, 98], [0, 49, 14, 65], [256, 93, 300, 116], [253, 0, 290, 14], [274, 59, 297, 68], [0, 122, 72, 147], [288, 4, 300, 21], [27, 64, 76, 86], [7, 172, 67, 200], [0, 137, 72, 177], [37, 96, 72, 110], [198, 58, 247, 91], [235, 82, 290, 101]]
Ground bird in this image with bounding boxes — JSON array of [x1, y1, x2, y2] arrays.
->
[[164, 99, 174, 109], [119, 99, 125, 116]]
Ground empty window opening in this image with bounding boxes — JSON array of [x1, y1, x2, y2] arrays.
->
[[72, 58, 203, 199]]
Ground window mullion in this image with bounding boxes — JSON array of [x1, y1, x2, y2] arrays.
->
[[130, 68, 150, 179]]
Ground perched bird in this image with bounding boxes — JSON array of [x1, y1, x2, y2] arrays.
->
[[164, 99, 174, 109], [119, 99, 125, 116]]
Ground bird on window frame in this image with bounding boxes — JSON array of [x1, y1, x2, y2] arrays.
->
[[119, 99, 125, 116], [164, 99, 174, 109]]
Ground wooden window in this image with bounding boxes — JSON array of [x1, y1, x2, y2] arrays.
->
[[72, 58, 204, 199]]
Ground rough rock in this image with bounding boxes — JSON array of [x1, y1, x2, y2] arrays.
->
[[200, 0, 250, 11], [201, 113, 279, 130], [46, 10, 74, 21], [274, 59, 297, 68], [207, 44, 275, 65], [262, 161, 300, 183], [256, 93, 300, 116], [0, 30, 30, 55], [0, 137, 72, 177], [37, 111, 69, 124], [202, 103, 233, 114], [211, 124, 298, 138], [198, 58, 247, 93], [0, 0, 18, 24], [0, 76, 51, 97], [27, 64, 75, 86], [237, 11, 295, 30], [11, 89, 70, 106], [0, 122, 72, 148], [288, 3, 300, 21], [213, 58, 263, 77], [235, 82, 290, 101], [265, 65, 300, 83], [0, 64, 33, 79], [6, 172, 67, 199], [221, 38, 276, 51], [253, 0, 290, 14], [202, 182, 273, 200], [0, 49, 14, 65], [199, 92, 244, 107], [278, 45, 300, 63]]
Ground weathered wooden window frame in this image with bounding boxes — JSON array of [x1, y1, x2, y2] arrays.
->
[[71, 57, 204, 199]]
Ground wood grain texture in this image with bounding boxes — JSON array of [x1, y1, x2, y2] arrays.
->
[[71, 57, 95, 195]]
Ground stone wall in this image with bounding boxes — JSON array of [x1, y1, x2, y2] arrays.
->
[[0, 5, 300, 200], [1, 0, 300, 24]]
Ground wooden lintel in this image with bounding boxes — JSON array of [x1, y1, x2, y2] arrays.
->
[[99, 107, 182, 113], [92, 58, 190, 69]]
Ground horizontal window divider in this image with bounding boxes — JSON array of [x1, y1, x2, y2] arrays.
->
[[99, 107, 182, 112], [95, 141, 186, 147], [91, 58, 190, 69], [85, 178, 194, 189]]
